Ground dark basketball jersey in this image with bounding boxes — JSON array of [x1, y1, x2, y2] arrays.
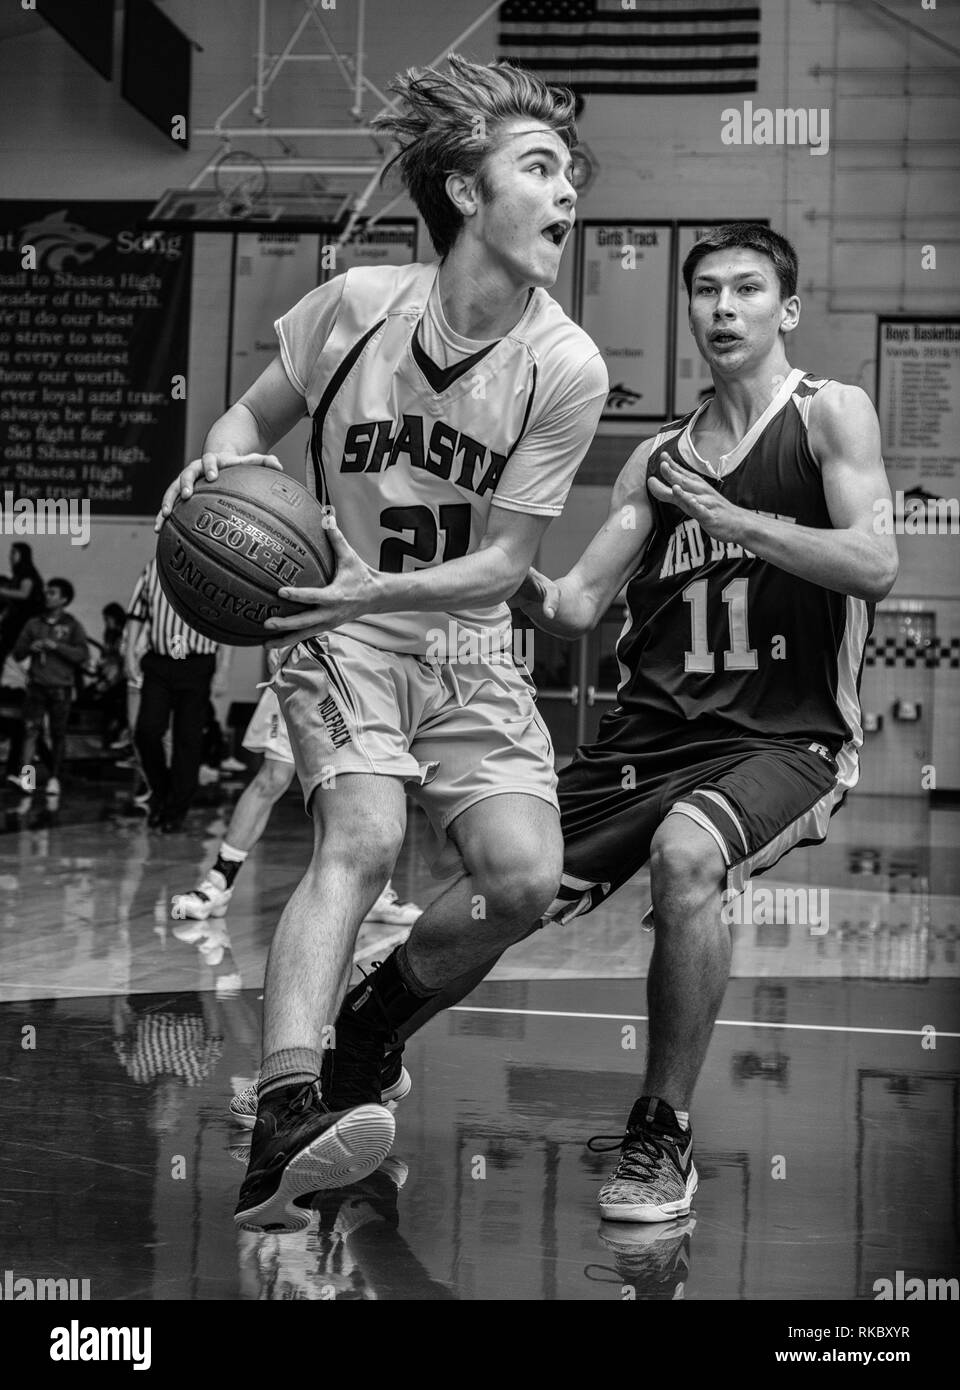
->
[[615, 369, 872, 760]]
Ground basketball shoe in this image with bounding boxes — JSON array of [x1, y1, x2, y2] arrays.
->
[[234, 1081, 395, 1233], [321, 954, 430, 1110], [229, 957, 417, 1125], [171, 869, 232, 921], [229, 1060, 411, 1129], [590, 1097, 698, 1223]]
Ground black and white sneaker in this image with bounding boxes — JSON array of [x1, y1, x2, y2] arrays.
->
[[171, 870, 232, 921], [234, 1082, 395, 1233], [230, 1058, 410, 1129], [590, 1096, 698, 1223]]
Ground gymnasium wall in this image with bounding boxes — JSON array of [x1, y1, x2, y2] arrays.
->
[[1, 0, 958, 779]]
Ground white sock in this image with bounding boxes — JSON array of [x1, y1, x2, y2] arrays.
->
[[220, 843, 248, 863], [674, 1109, 690, 1131]]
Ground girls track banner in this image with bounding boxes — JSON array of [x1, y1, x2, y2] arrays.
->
[[577, 222, 673, 423], [0, 200, 192, 516]]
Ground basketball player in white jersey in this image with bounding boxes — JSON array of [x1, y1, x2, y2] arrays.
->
[[159, 55, 607, 1231]]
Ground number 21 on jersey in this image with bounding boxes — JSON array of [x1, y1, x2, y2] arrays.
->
[[378, 503, 472, 573]]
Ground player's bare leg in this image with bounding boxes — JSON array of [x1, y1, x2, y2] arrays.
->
[[593, 815, 726, 1225], [234, 774, 405, 1231], [172, 758, 294, 921], [644, 813, 729, 1111], [322, 795, 562, 1109], [228, 757, 295, 848], [262, 773, 407, 1059], [403, 796, 562, 986]]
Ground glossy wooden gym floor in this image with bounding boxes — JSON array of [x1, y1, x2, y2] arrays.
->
[[1, 780, 957, 1300]]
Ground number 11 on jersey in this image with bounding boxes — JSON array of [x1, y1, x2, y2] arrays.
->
[[683, 577, 758, 673]]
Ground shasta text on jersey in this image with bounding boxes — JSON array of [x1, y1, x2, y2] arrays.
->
[[340, 415, 507, 498]]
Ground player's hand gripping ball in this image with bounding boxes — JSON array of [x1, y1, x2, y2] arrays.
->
[[155, 465, 335, 646]]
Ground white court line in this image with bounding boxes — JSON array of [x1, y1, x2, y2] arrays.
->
[[448, 1005, 960, 1040]]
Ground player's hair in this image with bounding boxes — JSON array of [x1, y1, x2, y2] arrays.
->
[[682, 224, 799, 301], [373, 54, 578, 258], [47, 577, 74, 604]]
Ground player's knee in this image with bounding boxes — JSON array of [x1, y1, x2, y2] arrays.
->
[[474, 851, 561, 925], [310, 804, 404, 884], [254, 758, 293, 802], [649, 821, 723, 913]]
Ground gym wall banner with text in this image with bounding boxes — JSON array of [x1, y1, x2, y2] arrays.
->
[[578, 222, 673, 423], [876, 317, 960, 496], [227, 221, 418, 482], [0, 201, 192, 517]]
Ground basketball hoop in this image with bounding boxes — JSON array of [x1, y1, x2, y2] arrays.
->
[[213, 150, 270, 220]]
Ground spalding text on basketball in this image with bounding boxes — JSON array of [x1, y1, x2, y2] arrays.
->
[[167, 544, 283, 623]]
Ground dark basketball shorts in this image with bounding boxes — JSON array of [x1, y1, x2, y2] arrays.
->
[[544, 712, 858, 927]]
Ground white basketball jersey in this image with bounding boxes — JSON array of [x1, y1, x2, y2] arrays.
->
[[275, 261, 606, 656]]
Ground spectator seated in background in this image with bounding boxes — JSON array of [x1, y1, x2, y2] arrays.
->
[[8, 578, 89, 797], [0, 542, 44, 687]]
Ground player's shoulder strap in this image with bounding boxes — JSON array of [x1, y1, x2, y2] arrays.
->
[[311, 262, 438, 424], [334, 260, 438, 339], [789, 370, 834, 429], [515, 287, 602, 367], [648, 406, 699, 454]]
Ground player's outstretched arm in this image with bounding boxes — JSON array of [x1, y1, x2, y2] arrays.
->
[[648, 384, 898, 602], [155, 356, 306, 530], [512, 440, 656, 638], [263, 506, 553, 646]]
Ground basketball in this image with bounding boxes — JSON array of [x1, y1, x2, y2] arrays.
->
[[155, 465, 335, 646]]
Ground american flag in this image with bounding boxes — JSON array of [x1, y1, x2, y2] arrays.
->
[[498, 0, 760, 95]]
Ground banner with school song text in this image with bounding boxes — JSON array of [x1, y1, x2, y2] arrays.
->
[[0, 200, 192, 516]]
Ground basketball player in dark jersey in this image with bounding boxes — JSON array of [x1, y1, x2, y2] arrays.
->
[[329, 224, 898, 1228]]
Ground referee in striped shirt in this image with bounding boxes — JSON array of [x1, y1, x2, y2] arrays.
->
[[124, 557, 226, 831]]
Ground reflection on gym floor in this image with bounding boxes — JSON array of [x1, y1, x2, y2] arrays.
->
[[0, 787, 957, 1299]]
